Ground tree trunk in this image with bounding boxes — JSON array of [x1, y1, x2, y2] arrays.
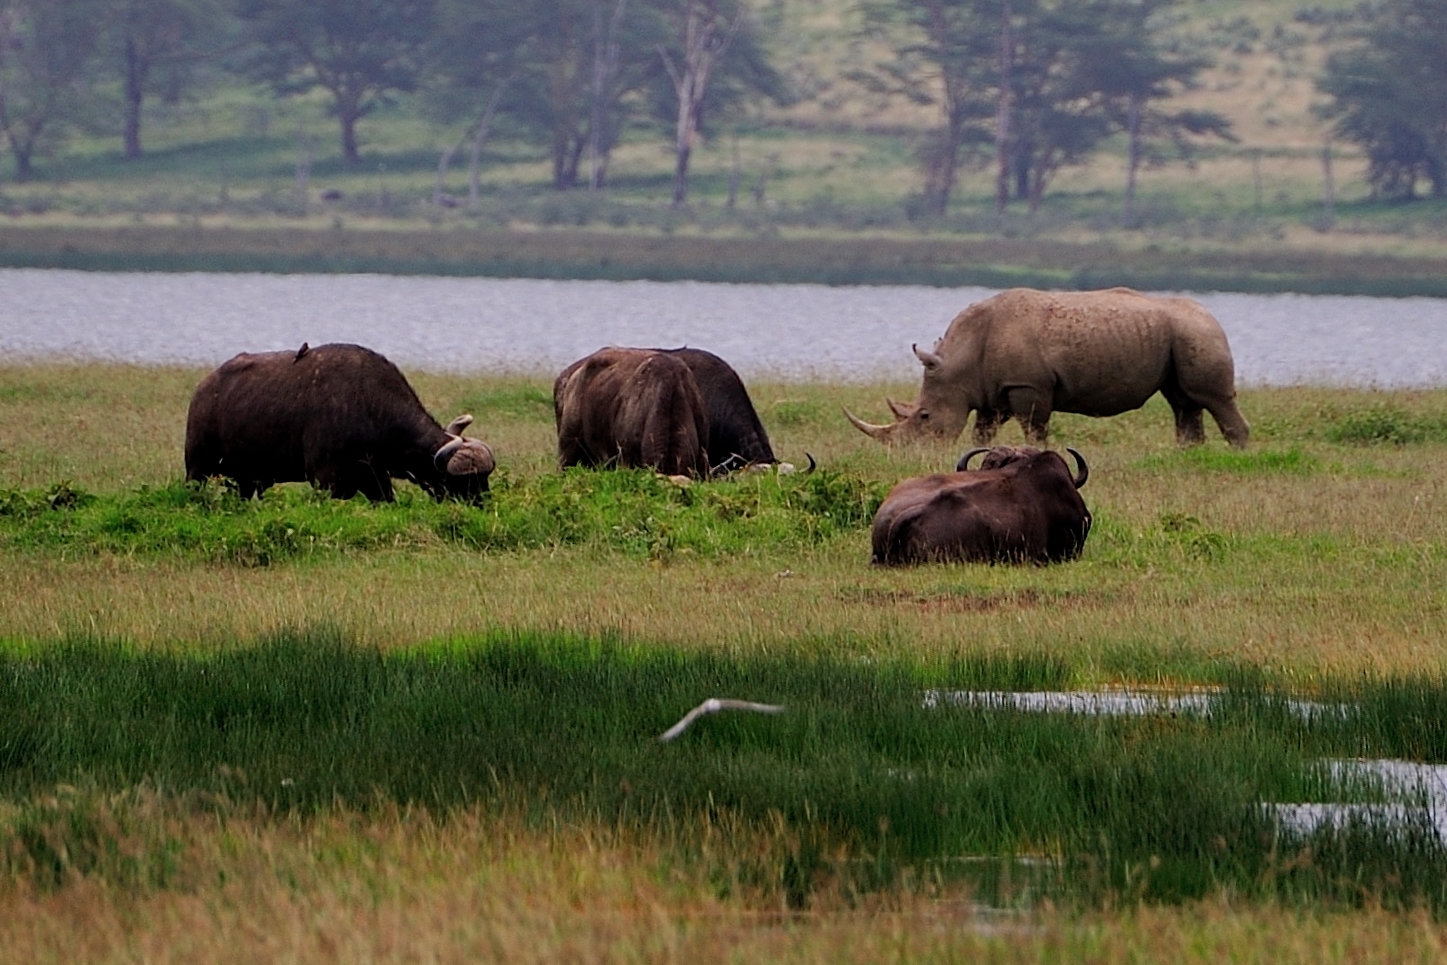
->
[[10, 139, 33, 181], [468, 81, 510, 210], [672, 100, 697, 206], [727, 134, 740, 208], [590, 0, 629, 191], [994, 0, 1014, 215], [661, 3, 743, 208], [1123, 94, 1142, 222], [924, 121, 962, 217], [340, 112, 361, 166], [435, 142, 458, 206], [123, 36, 149, 160]]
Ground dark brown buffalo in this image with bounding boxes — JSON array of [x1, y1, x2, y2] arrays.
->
[[554, 347, 710, 477], [871, 446, 1091, 565], [660, 348, 776, 471], [185, 343, 495, 501]]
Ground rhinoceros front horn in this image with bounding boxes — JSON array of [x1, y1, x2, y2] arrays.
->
[[843, 406, 898, 442]]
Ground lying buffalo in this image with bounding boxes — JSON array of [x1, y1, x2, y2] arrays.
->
[[846, 287, 1249, 449], [661, 347, 776, 471], [185, 343, 495, 501], [871, 446, 1091, 565], [554, 347, 710, 477]]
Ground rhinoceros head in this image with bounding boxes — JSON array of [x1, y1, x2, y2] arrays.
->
[[843, 343, 971, 444]]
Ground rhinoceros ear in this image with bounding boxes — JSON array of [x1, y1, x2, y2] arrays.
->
[[912, 344, 943, 370], [443, 414, 474, 436]]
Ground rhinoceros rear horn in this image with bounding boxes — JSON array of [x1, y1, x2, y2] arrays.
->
[[443, 414, 474, 436], [843, 406, 898, 442], [912, 343, 943, 369], [955, 448, 989, 472], [1066, 447, 1089, 489]]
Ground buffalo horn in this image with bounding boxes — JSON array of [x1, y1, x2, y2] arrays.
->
[[912, 343, 943, 369], [433, 435, 466, 470], [955, 448, 989, 472], [443, 414, 474, 436], [1066, 447, 1089, 489]]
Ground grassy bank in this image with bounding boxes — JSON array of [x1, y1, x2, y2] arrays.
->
[[9, 222, 1447, 295]]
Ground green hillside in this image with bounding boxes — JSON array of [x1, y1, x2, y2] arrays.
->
[[3, 0, 1445, 286]]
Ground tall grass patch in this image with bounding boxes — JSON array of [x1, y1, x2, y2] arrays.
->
[[4, 630, 1447, 909], [1327, 405, 1447, 446]]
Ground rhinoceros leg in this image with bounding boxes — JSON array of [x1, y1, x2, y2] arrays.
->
[[1206, 400, 1251, 449], [1005, 387, 1053, 446], [1171, 403, 1208, 446], [971, 409, 1004, 446]]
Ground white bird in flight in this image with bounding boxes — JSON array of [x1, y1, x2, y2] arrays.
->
[[658, 698, 786, 742]]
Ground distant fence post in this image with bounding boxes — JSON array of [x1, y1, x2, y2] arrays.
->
[[1252, 148, 1263, 214]]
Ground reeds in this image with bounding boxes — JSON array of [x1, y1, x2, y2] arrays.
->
[[4, 631, 1447, 909]]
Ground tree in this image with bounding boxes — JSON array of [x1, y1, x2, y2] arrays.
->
[[236, 0, 436, 166], [101, 0, 230, 160], [857, 0, 1001, 216], [861, 0, 1222, 216], [1318, 0, 1447, 200], [1075, 0, 1231, 219], [0, 0, 101, 181], [1004, 0, 1118, 212], [424, 0, 536, 205], [487, 0, 663, 191]]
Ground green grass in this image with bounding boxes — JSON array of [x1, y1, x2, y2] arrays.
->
[[4, 629, 1447, 909], [0, 469, 885, 565], [1326, 405, 1447, 446]]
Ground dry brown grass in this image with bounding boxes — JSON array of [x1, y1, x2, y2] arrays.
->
[[3, 803, 1447, 964]]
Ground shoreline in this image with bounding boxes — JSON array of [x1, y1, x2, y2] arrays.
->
[[6, 223, 1447, 296]]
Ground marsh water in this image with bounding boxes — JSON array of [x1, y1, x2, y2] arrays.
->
[[2, 267, 1446, 386]]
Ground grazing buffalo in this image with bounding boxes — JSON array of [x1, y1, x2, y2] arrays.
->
[[662, 347, 777, 471], [870, 446, 1091, 565], [846, 287, 1249, 449], [554, 347, 710, 477], [185, 343, 495, 501]]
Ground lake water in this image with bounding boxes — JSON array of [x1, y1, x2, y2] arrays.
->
[[2, 268, 1445, 386]]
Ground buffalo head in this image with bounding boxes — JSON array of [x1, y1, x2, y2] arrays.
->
[[430, 413, 496, 500], [956, 446, 1089, 488]]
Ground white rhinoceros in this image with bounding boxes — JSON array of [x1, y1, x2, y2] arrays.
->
[[846, 287, 1250, 448]]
